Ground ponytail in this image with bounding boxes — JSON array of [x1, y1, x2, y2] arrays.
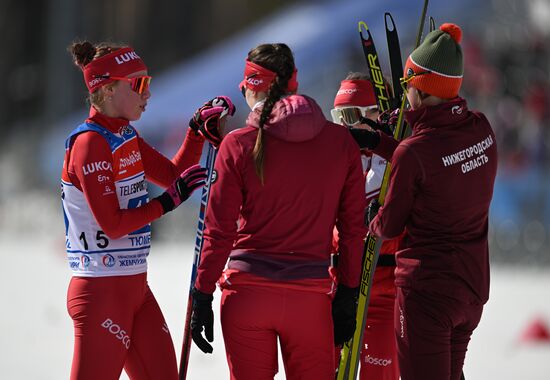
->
[[248, 44, 295, 184]]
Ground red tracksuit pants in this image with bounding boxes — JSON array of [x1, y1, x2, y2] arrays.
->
[[67, 273, 178, 380], [359, 266, 399, 380], [395, 287, 483, 380], [334, 266, 399, 380], [220, 284, 335, 380]]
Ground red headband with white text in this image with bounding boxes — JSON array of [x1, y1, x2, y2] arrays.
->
[[333, 79, 377, 108], [82, 47, 148, 93], [239, 60, 298, 93]]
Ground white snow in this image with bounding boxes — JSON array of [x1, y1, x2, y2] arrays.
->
[[0, 237, 549, 379]]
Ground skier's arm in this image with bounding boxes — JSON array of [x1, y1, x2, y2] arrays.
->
[[335, 139, 368, 288], [195, 134, 244, 294], [139, 128, 205, 188], [369, 108, 400, 161], [70, 132, 164, 239], [370, 143, 422, 239], [348, 128, 398, 162], [372, 131, 399, 161]]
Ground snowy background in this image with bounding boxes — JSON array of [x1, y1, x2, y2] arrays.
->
[[1, 237, 549, 379]]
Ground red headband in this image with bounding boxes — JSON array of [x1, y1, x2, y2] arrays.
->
[[239, 60, 298, 93], [333, 79, 377, 108], [82, 47, 148, 93]]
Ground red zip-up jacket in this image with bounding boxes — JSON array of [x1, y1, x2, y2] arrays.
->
[[370, 98, 497, 304], [195, 95, 366, 294]]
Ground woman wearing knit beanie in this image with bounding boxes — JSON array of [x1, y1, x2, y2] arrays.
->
[[361, 23, 498, 380]]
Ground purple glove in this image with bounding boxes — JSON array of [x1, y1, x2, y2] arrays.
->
[[189, 96, 236, 148], [155, 164, 208, 214]]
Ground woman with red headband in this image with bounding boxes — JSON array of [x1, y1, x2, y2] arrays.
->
[[331, 73, 401, 380], [62, 41, 234, 380], [189, 43, 366, 379]]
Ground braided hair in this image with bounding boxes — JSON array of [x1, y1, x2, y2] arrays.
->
[[247, 43, 295, 184]]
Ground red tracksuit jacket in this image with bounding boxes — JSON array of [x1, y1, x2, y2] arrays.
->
[[370, 98, 497, 304], [195, 95, 366, 294]]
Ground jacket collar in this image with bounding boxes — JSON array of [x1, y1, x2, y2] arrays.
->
[[86, 106, 130, 134], [404, 97, 469, 133]]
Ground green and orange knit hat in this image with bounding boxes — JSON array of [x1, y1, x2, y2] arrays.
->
[[403, 23, 463, 99]]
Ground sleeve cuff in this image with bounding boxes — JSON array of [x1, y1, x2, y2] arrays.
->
[[186, 127, 206, 142], [372, 132, 399, 161]]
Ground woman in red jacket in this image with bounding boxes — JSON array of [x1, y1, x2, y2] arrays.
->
[[62, 41, 233, 380], [356, 24, 498, 380], [190, 43, 366, 380]]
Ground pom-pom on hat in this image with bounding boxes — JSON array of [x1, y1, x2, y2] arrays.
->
[[403, 23, 464, 99]]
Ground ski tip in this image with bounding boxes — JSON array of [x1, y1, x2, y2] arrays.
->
[[384, 12, 396, 31], [358, 21, 368, 33], [429, 16, 436, 32]]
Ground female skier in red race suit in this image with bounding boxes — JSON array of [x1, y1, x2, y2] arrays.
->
[[190, 43, 366, 380], [62, 41, 233, 380], [331, 73, 401, 380]]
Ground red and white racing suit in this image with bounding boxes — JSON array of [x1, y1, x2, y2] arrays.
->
[[62, 107, 204, 380], [334, 150, 401, 380]]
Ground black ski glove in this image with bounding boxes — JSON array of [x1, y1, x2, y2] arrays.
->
[[354, 108, 401, 143], [332, 284, 359, 346], [365, 198, 381, 227], [190, 287, 214, 353], [348, 128, 381, 150]]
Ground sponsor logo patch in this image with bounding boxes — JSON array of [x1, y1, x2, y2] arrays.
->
[[119, 150, 142, 169], [337, 88, 358, 96], [82, 161, 113, 176], [102, 254, 116, 267], [101, 318, 131, 349], [114, 51, 141, 65], [364, 355, 393, 367], [81, 255, 90, 268]]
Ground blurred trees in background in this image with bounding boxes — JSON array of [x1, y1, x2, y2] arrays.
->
[[0, 0, 300, 136]]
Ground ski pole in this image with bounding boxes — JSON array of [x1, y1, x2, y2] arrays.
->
[[178, 143, 218, 380], [336, 19, 392, 380]]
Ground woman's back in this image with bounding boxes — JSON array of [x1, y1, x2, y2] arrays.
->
[[230, 94, 363, 255], [197, 94, 366, 292]]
